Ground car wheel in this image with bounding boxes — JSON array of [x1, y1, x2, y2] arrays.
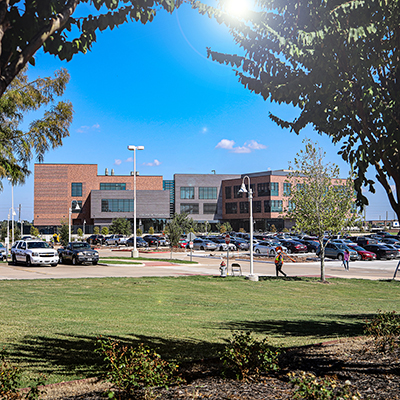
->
[[287, 249, 292, 254], [26, 256, 32, 267], [338, 254, 344, 261], [51, 263, 57, 267], [12, 254, 17, 265], [200, 246, 204, 250], [92, 261, 98, 265], [72, 256, 78, 265], [255, 249, 260, 254], [269, 250, 276, 256], [357, 254, 362, 261]]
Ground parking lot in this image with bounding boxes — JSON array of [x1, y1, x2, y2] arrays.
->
[[0, 246, 399, 281]]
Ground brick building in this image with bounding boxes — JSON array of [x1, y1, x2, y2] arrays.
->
[[34, 164, 170, 233]]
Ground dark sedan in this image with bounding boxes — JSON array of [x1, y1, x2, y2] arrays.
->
[[143, 235, 162, 246], [278, 239, 307, 253], [86, 234, 105, 245], [363, 244, 397, 260], [125, 237, 149, 248], [297, 239, 319, 253]]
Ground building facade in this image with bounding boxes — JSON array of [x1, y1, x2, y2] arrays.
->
[[34, 164, 170, 233]]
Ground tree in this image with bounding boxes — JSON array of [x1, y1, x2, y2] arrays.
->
[[165, 216, 182, 259], [0, 0, 181, 98], [197, 0, 400, 221], [59, 223, 69, 246], [101, 226, 108, 235], [0, 67, 73, 188], [30, 225, 39, 237], [109, 218, 131, 236], [77, 228, 83, 237], [148, 226, 155, 235], [286, 140, 358, 281]]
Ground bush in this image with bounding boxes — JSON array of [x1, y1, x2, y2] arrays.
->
[[0, 351, 46, 399], [290, 371, 360, 400], [364, 310, 400, 351], [220, 331, 281, 380], [148, 227, 155, 235], [96, 338, 183, 397]]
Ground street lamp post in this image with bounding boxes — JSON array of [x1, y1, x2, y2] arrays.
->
[[238, 176, 258, 281], [69, 201, 80, 243], [128, 145, 144, 258], [8, 178, 14, 246]]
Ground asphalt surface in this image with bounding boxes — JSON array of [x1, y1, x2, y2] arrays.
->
[[0, 247, 399, 281]]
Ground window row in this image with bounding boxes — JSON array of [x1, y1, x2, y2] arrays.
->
[[224, 182, 302, 199], [225, 200, 284, 214], [180, 203, 217, 215], [101, 199, 134, 213], [71, 182, 127, 197], [180, 187, 218, 200]]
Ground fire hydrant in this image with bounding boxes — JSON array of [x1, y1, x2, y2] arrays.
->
[[219, 260, 227, 278]]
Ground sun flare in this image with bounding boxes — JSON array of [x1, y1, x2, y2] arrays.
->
[[224, 0, 250, 18]]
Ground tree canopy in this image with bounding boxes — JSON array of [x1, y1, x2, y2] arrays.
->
[[286, 139, 357, 281], [193, 0, 400, 220], [109, 217, 131, 235], [0, 66, 73, 187], [0, 0, 181, 97]]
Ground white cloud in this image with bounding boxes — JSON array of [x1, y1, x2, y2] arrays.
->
[[76, 123, 100, 134], [114, 159, 122, 166], [126, 157, 133, 163], [216, 139, 267, 153], [143, 159, 161, 167], [216, 139, 236, 150]]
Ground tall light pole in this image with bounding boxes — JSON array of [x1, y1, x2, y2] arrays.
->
[[238, 176, 257, 281], [8, 178, 14, 245], [128, 145, 144, 258], [69, 201, 80, 243]]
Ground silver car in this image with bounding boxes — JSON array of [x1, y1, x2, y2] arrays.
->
[[192, 238, 217, 251], [253, 241, 287, 256]]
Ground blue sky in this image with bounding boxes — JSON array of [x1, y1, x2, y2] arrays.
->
[[0, 2, 395, 222]]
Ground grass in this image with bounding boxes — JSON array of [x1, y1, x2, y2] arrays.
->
[[0, 276, 399, 386]]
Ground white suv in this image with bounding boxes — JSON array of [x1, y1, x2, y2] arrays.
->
[[11, 239, 59, 267]]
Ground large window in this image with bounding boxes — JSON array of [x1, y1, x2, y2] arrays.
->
[[71, 183, 82, 197], [270, 182, 279, 196], [180, 203, 199, 214], [283, 182, 291, 196], [253, 200, 261, 213], [225, 186, 232, 199], [264, 200, 283, 213], [101, 199, 133, 212], [225, 202, 238, 214], [199, 187, 217, 199], [180, 187, 194, 199], [257, 182, 279, 196], [203, 203, 217, 214], [239, 201, 249, 214], [233, 185, 243, 198], [100, 183, 126, 190]]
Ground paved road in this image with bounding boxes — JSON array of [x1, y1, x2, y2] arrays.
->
[[0, 248, 399, 281]]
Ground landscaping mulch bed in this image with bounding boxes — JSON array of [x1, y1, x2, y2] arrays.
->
[[41, 337, 400, 399]]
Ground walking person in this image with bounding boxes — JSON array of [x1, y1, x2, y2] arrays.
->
[[275, 249, 287, 277], [343, 249, 350, 270]]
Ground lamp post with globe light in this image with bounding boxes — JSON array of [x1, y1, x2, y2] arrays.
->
[[128, 145, 144, 258], [238, 176, 257, 281]]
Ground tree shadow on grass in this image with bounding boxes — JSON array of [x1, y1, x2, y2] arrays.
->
[[5, 333, 223, 380], [212, 313, 376, 339]]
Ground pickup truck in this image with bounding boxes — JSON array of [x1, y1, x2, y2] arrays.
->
[[58, 242, 99, 265], [104, 234, 127, 246]]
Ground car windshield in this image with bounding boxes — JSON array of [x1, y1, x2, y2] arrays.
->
[[71, 243, 92, 250], [352, 246, 365, 251], [27, 242, 50, 249]]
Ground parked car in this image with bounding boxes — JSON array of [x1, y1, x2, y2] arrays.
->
[[143, 235, 163, 246], [380, 243, 400, 258], [155, 236, 170, 246], [191, 238, 217, 251], [317, 242, 358, 261], [207, 237, 237, 251], [58, 242, 99, 265], [355, 236, 378, 247], [125, 236, 149, 248], [253, 241, 282, 256], [230, 238, 250, 250], [179, 239, 189, 248], [105, 234, 127, 246], [278, 239, 307, 254], [362, 244, 397, 260], [0, 243, 6, 261], [297, 239, 319, 253], [86, 234, 105, 245], [11, 239, 59, 267], [347, 243, 377, 261], [379, 238, 400, 246]]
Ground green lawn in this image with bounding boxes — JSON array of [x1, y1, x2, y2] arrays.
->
[[0, 276, 399, 385]]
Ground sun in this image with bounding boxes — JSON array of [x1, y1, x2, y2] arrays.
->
[[224, 0, 250, 18]]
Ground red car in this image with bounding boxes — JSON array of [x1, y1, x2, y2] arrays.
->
[[347, 243, 376, 260]]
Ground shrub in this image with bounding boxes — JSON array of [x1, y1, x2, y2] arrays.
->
[[290, 371, 360, 400], [364, 310, 400, 351], [0, 352, 46, 400], [220, 331, 281, 380], [97, 338, 183, 398], [148, 227, 155, 235]]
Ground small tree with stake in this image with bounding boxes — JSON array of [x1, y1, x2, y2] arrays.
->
[[286, 139, 358, 281]]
